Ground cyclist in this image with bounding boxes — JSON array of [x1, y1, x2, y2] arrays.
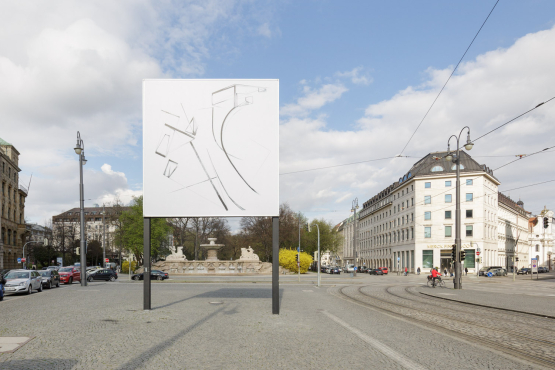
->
[[431, 268, 442, 287]]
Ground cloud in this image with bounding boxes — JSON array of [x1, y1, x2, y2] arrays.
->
[[280, 25, 555, 224], [335, 66, 372, 85], [280, 83, 348, 117]]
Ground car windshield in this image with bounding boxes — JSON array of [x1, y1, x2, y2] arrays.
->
[[38, 271, 50, 277], [6, 271, 30, 279], [59, 268, 73, 272]]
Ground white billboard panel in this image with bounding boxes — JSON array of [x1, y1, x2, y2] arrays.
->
[[143, 79, 279, 217]]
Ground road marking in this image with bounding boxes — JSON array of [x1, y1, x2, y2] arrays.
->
[[322, 310, 427, 370]]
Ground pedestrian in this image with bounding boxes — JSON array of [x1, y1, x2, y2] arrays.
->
[[465, 267, 468, 276], [404, 267, 408, 276], [449, 267, 453, 277], [417, 267, 421, 275], [444, 268, 448, 277]]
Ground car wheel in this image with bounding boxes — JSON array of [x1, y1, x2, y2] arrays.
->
[[157, 276, 162, 281], [109, 276, 115, 282], [132, 276, 139, 281], [69, 277, 73, 284], [49, 281, 53, 289], [38, 283, 43, 292], [88, 277, 93, 282], [27, 285, 32, 295], [56, 281, 60, 288]]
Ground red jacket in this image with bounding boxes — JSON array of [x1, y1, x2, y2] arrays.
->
[[431, 269, 441, 278]]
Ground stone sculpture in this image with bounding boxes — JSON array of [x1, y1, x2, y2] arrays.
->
[[166, 246, 187, 261], [239, 246, 260, 261]]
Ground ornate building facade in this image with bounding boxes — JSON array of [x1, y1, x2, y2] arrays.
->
[[1, 137, 28, 269]]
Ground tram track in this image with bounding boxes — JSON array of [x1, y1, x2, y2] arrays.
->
[[330, 285, 555, 369]]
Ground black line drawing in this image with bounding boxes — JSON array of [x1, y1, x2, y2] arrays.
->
[[151, 83, 270, 213]]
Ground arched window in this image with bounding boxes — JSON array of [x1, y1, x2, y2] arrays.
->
[[431, 166, 444, 172], [451, 164, 465, 170]]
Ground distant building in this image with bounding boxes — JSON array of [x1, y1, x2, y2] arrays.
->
[[52, 206, 129, 264], [26, 223, 52, 245], [528, 207, 554, 269], [0, 137, 28, 269]]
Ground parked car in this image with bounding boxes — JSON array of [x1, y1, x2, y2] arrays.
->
[[359, 266, 369, 273], [489, 268, 507, 276], [329, 266, 340, 274], [38, 269, 60, 289], [58, 267, 81, 284], [337, 267, 343, 273], [538, 267, 549, 273], [369, 268, 384, 275], [321, 266, 330, 273], [46, 266, 60, 271], [87, 269, 118, 282], [479, 266, 503, 276], [3, 270, 43, 294], [378, 267, 389, 274], [131, 270, 168, 281], [0, 269, 11, 278], [517, 268, 531, 275], [345, 264, 355, 273]]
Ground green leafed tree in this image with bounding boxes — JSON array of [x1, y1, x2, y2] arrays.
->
[[118, 196, 171, 264]]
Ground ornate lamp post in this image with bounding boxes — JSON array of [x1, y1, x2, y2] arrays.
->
[[74, 132, 87, 286], [445, 126, 474, 290]]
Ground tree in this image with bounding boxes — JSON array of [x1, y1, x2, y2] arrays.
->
[[87, 240, 103, 266], [304, 218, 342, 258], [118, 196, 171, 264]]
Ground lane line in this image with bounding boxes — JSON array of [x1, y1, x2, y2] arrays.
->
[[321, 310, 427, 370]]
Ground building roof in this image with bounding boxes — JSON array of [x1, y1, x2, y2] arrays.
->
[[363, 151, 499, 210], [53, 206, 131, 218], [0, 137, 12, 146], [498, 192, 530, 217]]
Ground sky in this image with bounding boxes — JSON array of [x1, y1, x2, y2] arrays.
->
[[1, 0, 555, 229]]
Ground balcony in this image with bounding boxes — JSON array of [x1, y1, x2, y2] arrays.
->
[[18, 184, 28, 195]]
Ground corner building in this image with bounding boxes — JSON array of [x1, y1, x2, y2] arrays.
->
[[358, 151, 500, 274]]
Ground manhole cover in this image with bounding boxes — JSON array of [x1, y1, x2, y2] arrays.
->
[[0, 337, 34, 353], [209, 301, 224, 305]]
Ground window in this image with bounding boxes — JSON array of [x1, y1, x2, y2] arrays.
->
[[463, 249, 475, 268], [424, 196, 431, 204], [425, 182, 431, 188], [445, 181, 451, 187], [445, 226, 452, 237], [536, 244, 539, 252], [411, 213, 414, 221], [466, 193, 473, 202], [466, 225, 473, 237], [445, 211, 451, 219], [422, 250, 433, 268], [424, 227, 431, 238], [466, 179, 473, 185], [431, 166, 443, 172], [411, 198, 414, 206], [451, 164, 465, 170], [445, 194, 452, 203], [466, 210, 473, 218], [424, 212, 431, 220]]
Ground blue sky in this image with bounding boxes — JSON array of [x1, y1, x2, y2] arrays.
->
[[1, 0, 555, 226]]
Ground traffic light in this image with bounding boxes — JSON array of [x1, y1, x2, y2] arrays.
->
[[516, 257, 519, 262], [76, 247, 80, 256], [306, 223, 311, 232], [544, 217, 549, 229], [460, 250, 466, 261], [451, 244, 456, 261]]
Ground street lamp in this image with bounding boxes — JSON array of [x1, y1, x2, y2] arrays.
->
[[351, 198, 359, 277], [445, 126, 473, 290], [101, 204, 106, 269], [75, 131, 87, 287]]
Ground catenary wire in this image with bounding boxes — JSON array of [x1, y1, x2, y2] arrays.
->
[[398, 0, 500, 156]]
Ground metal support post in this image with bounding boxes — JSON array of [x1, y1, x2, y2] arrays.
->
[[102, 204, 106, 268], [272, 217, 279, 315], [143, 218, 151, 310], [455, 150, 462, 289], [298, 212, 301, 282], [79, 154, 87, 287]]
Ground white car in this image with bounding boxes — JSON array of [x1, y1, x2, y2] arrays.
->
[[345, 264, 355, 273], [4, 270, 43, 294]]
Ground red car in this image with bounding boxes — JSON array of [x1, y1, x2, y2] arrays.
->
[[58, 267, 81, 284], [379, 267, 389, 274]]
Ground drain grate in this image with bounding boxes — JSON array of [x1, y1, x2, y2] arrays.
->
[[0, 337, 34, 353]]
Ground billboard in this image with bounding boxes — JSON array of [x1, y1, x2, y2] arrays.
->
[[143, 79, 279, 217]]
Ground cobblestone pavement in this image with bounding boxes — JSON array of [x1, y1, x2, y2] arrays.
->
[[0, 276, 553, 369]]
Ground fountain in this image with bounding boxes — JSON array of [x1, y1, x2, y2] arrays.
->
[[141, 238, 281, 275]]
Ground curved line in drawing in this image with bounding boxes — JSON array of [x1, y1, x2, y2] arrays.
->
[[207, 150, 245, 211], [220, 106, 258, 194], [211, 107, 240, 160], [190, 142, 228, 211]]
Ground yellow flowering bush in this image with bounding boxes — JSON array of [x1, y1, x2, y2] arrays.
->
[[121, 260, 138, 273], [279, 248, 313, 274]]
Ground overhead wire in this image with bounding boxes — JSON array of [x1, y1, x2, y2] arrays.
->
[[398, 0, 500, 156]]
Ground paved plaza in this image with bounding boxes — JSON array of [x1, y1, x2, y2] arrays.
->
[[1, 272, 554, 369]]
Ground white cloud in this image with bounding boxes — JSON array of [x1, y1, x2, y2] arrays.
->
[[280, 83, 348, 117], [258, 23, 272, 38], [280, 26, 555, 224], [335, 66, 372, 85]]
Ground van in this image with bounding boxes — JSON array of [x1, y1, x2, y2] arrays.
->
[[345, 264, 355, 273]]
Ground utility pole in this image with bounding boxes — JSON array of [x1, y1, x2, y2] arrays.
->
[[102, 204, 106, 268], [74, 132, 87, 287], [351, 198, 359, 277], [298, 212, 301, 282]]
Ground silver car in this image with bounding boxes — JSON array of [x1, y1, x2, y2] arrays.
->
[[4, 270, 43, 294]]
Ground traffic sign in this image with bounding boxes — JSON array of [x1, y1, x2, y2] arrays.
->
[[105, 258, 109, 263], [476, 251, 480, 256], [397, 257, 400, 261], [21, 258, 26, 263], [17, 258, 21, 263]]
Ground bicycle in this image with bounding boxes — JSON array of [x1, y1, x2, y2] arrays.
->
[[426, 276, 445, 288]]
